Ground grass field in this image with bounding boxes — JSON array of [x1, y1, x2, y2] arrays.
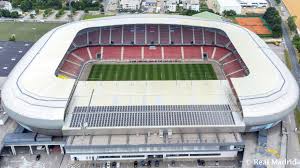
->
[[0, 22, 63, 41], [83, 14, 115, 20], [88, 64, 217, 81]]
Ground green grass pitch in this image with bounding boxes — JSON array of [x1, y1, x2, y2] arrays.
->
[[88, 64, 217, 81]]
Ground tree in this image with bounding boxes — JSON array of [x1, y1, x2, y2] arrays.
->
[[9, 34, 16, 41], [223, 10, 237, 17], [287, 16, 297, 32], [263, 7, 282, 38], [10, 11, 19, 18], [275, 0, 281, 4], [0, 9, 11, 17], [20, 0, 33, 12], [293, 35, 300, 53]]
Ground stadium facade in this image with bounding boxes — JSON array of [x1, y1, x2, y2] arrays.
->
[[1, 15, 298, 160]]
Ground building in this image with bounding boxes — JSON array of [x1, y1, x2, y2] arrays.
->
[[182, 0, 200, 11], [212, 0, 242, 14], [120, 0, 142, 10], [0, 1, 12, 11], [239, 0, 268, 8], [165, 0, 179, 12], [1, 15, 298, 161]]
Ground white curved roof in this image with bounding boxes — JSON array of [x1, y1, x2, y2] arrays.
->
[[1, 14, 298, 130]]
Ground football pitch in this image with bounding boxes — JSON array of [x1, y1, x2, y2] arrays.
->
[[88, 64, 217, 81]]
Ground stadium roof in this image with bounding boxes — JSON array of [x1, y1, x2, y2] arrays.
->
[[192, 12, 223, 21], [1, 15, 298, 132]]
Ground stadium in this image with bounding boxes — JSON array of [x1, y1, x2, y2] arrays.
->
[[1, 15, 299, 160]]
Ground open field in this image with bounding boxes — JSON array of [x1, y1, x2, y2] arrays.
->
[[0, 22, 63, 41], [235, 17, 272, 35], [83, 14, 115, 20], [88, 63, 217, 81], [283, 0, 300, 30]]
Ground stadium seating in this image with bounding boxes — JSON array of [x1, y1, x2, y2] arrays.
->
[[123, 25, 135, 44], [135, 25, 146, 44], [204, 29, 215, 45], [144, 46, 162, 60], [65, 53, 84, 65], [202, 46, 215, 59], [102, 46, 121, 60], [216, 31, 230, 47], [213, 47, 231, 60], [182, 26, 194, 44], [164, 46, 182, 60], [88, 29, 100, 45], [170, 25, 182, 44], [194, 27, 204, 44], [111, 26, 122, 44], [100, 27, 110, 44], [73, 33, 88, 46], [60, 24, 247, 79], [73, 48, 90, 61], [60, 61, 81, 78], [183, 46, 201, 59], [147, 24, 159, 44], [123, 46, 142, 60], [89, 46, 101, 59], [159, 25, 170, 44]]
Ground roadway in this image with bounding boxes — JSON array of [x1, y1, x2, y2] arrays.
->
[[269, 0, 300, 166]]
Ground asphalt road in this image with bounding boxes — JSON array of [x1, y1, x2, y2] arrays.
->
[[269, 0, 300, 165]]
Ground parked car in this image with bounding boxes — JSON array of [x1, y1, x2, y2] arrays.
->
[[197, 159, 205, 166], [36, 154, 41, 161], [154, 160, 159, 167]]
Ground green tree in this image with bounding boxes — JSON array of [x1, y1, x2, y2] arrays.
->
[[275, 0, 281, 4], [263, 7, 282, 38], [293, 35, 300, 53], [20, 0, 33, 12], [10, 11, 19, 18], [287, 16, 297, 32], [223, 10, 237, 17], [0, 9, 11, 17], [9, 34, 16, 41]]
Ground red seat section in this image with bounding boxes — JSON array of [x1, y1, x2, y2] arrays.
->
[[223, 60, 243, 75], [182, 26, 194, 44], [123, 25, 134, 44], [100, 27, 110, 44], [102, 46, 121, 60], [144, 46, 162, 60], [111, 26, 122, 44], [123, 46, 142, 60], [164, 46, 182, 59], [213, 47, 231, 60], [183, 46, 201, 59], [89, 46, 101, 59], [147, 24, 159, 44], [194, 27, 204, 44], [227, 43, 236, 51], [227, 70, 245, 78], [170, 25, 182, 44], [73, 48, 90, 61], [159, 25, 170, 44], [204, 29, 215, 45], [216, 32, 229, 47], [88, 29, 99, 45], [66, 54, 83, 65], [60, 61, 81, 77], [73, 33, 87, 46], [202, 46, 215, 59], [135, 25, 145, 44]]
